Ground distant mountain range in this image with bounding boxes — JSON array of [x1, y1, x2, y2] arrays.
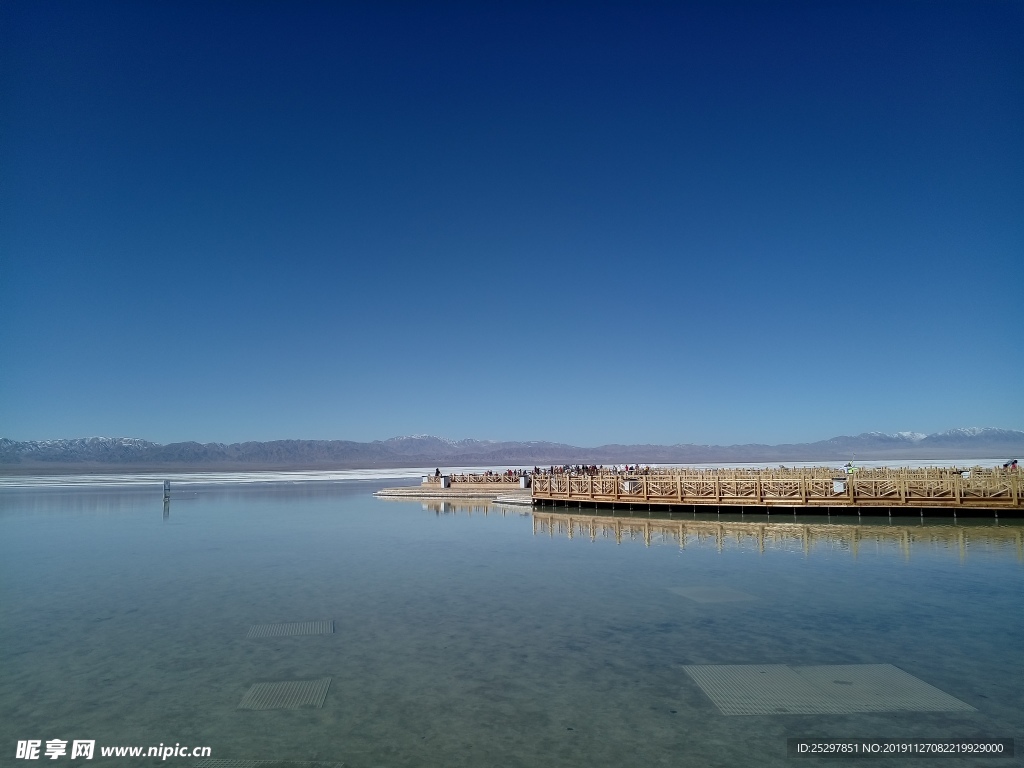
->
[[1, 428, 1021, 472]]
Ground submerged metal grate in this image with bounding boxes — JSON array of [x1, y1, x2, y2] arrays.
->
[[247, 621, 335, 638], [684, 664, 839, 715], [194, 761, 343, 768], [790, 665, 976, 713], [668, 586, 755, 603], [238, 678, 332, 710], [682, 664, 975, 716]]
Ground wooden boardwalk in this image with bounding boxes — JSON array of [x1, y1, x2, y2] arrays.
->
[[531, 467, 1022, 515]]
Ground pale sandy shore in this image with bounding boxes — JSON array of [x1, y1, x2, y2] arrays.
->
[[374, 484, 531, 500]]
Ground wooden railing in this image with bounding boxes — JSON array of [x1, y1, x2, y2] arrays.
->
[[423, 473, 525, 485], [531, 468, 1021, 509], [535, 466, 1002, 480]]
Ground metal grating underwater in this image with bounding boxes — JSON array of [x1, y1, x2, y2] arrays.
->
[[682, 664, 975, 716], [246, 621, 335, 639], [237, 678, 332, 711]]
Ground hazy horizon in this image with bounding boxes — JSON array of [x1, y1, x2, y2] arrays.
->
[[4, 456, 1017, 490]]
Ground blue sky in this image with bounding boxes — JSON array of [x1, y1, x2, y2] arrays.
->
[[2, 1, 1021, 446]]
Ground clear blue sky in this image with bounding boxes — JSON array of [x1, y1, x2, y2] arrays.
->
[[2, 1, 1021, 446]]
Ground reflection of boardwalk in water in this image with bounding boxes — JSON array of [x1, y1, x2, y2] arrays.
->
[[418, 500, 533, 517], [532, 511, 1024, 562]]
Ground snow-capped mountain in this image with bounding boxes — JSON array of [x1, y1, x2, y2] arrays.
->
[[894, 432, 927, 441]]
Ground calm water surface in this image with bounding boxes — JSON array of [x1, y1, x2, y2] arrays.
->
[[1, 481, 1021, 768]]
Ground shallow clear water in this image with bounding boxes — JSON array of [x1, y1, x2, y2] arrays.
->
[[1, 482, 1021, 767]]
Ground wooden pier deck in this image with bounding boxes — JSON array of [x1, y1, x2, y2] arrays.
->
[[531, 467, 1022, 515]]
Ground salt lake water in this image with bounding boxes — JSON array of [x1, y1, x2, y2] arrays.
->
[[1, 478, 1021, 767]]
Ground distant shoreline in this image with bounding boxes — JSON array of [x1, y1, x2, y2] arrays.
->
[[0, 457, 1012, 478]]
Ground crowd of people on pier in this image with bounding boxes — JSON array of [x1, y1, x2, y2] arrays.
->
[[430, 461, 1020, 483], [533, 464, 653, 476], [431, 466, 660, 480], [433, 469, 530, 483]]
